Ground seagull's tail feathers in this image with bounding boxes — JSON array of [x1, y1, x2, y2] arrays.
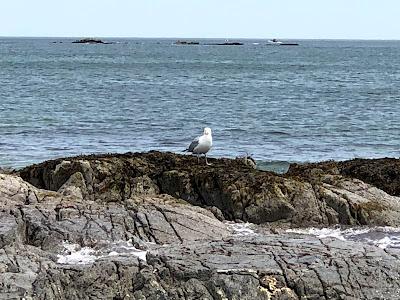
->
[[182, 149, 189, 152]]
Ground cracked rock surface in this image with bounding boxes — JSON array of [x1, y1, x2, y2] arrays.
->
[[1, 152, 400, 299], [20, 152, 400, 227]]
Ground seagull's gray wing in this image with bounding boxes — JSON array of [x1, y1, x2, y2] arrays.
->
[[186, 136, 200, 152]]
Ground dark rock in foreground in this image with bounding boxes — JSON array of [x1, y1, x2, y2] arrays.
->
[[1, 152, 400, 299]]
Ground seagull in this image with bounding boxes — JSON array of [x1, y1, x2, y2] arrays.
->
[[184, 127, 213, 165]]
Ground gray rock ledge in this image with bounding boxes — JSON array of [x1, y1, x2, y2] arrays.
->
[[1, 152, 400, 299]]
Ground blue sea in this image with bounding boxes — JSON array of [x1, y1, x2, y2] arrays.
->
[[1, 38, 399, 169]]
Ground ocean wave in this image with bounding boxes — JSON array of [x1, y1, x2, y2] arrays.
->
[[287, 226, 400, 249], [57, 240, 148, 265]]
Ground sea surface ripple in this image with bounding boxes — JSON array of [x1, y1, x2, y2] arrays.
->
[[1, 38, 399, 168]]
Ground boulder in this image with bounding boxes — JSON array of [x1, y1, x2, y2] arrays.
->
[[0, 172, 230, 250]]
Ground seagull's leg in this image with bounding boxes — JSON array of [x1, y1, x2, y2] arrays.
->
[[205, 154, 212, 166], [197, 154, 200, 164]]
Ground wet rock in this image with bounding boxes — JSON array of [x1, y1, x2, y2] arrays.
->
[[288, 157, 400, 196], [58, 171, 88, 199], [1, 172, 230, 250], [147, 234, 400, 299], [19, 152, 400, 227], [236, 155, 257, 169], [2, 154, 400, 298], [3, 225, 400, 300]]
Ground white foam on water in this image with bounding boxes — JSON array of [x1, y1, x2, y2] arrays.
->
[[57, 240, 148, 265], [371, 236, 393, 249], [57, 243, 97, 265], [368, 235, 400, 249], [287, 227, 371, 241], [227, 222, 257, 236], [286, 227, 400, 249], [105, 240, 148, 261]]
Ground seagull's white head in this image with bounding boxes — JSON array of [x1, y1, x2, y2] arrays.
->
[[203, 127, 212, 136]]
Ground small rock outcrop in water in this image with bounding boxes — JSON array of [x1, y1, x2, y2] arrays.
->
[[1, 152, 400, 299], [204, 42, 244, 46], [72, 38, 113, 44], [174, 40, 200, 45]]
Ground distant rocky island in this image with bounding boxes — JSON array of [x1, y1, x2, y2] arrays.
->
[[72, 38, 113, 44], [174, 40, 200, 45], [207, 41, 244, 46], [65, 38, 296, 47], [174, 40, 244, 46], [1, 151, 400, 299]]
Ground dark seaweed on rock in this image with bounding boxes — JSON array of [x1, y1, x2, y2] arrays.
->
[[288, 157, 400, 196], [19, 151, 400, 227]]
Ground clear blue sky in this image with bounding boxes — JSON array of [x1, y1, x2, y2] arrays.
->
[[1, 0, 399, 39]]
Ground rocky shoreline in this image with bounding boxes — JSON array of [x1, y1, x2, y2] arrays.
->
[[1, 152, 400, 299]]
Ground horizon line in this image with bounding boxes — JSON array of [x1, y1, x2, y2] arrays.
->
[[1, 35, 400, 41]]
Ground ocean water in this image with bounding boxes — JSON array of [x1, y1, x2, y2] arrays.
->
[[287, 226, 400, 250], [1, 38, 399, 168]]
